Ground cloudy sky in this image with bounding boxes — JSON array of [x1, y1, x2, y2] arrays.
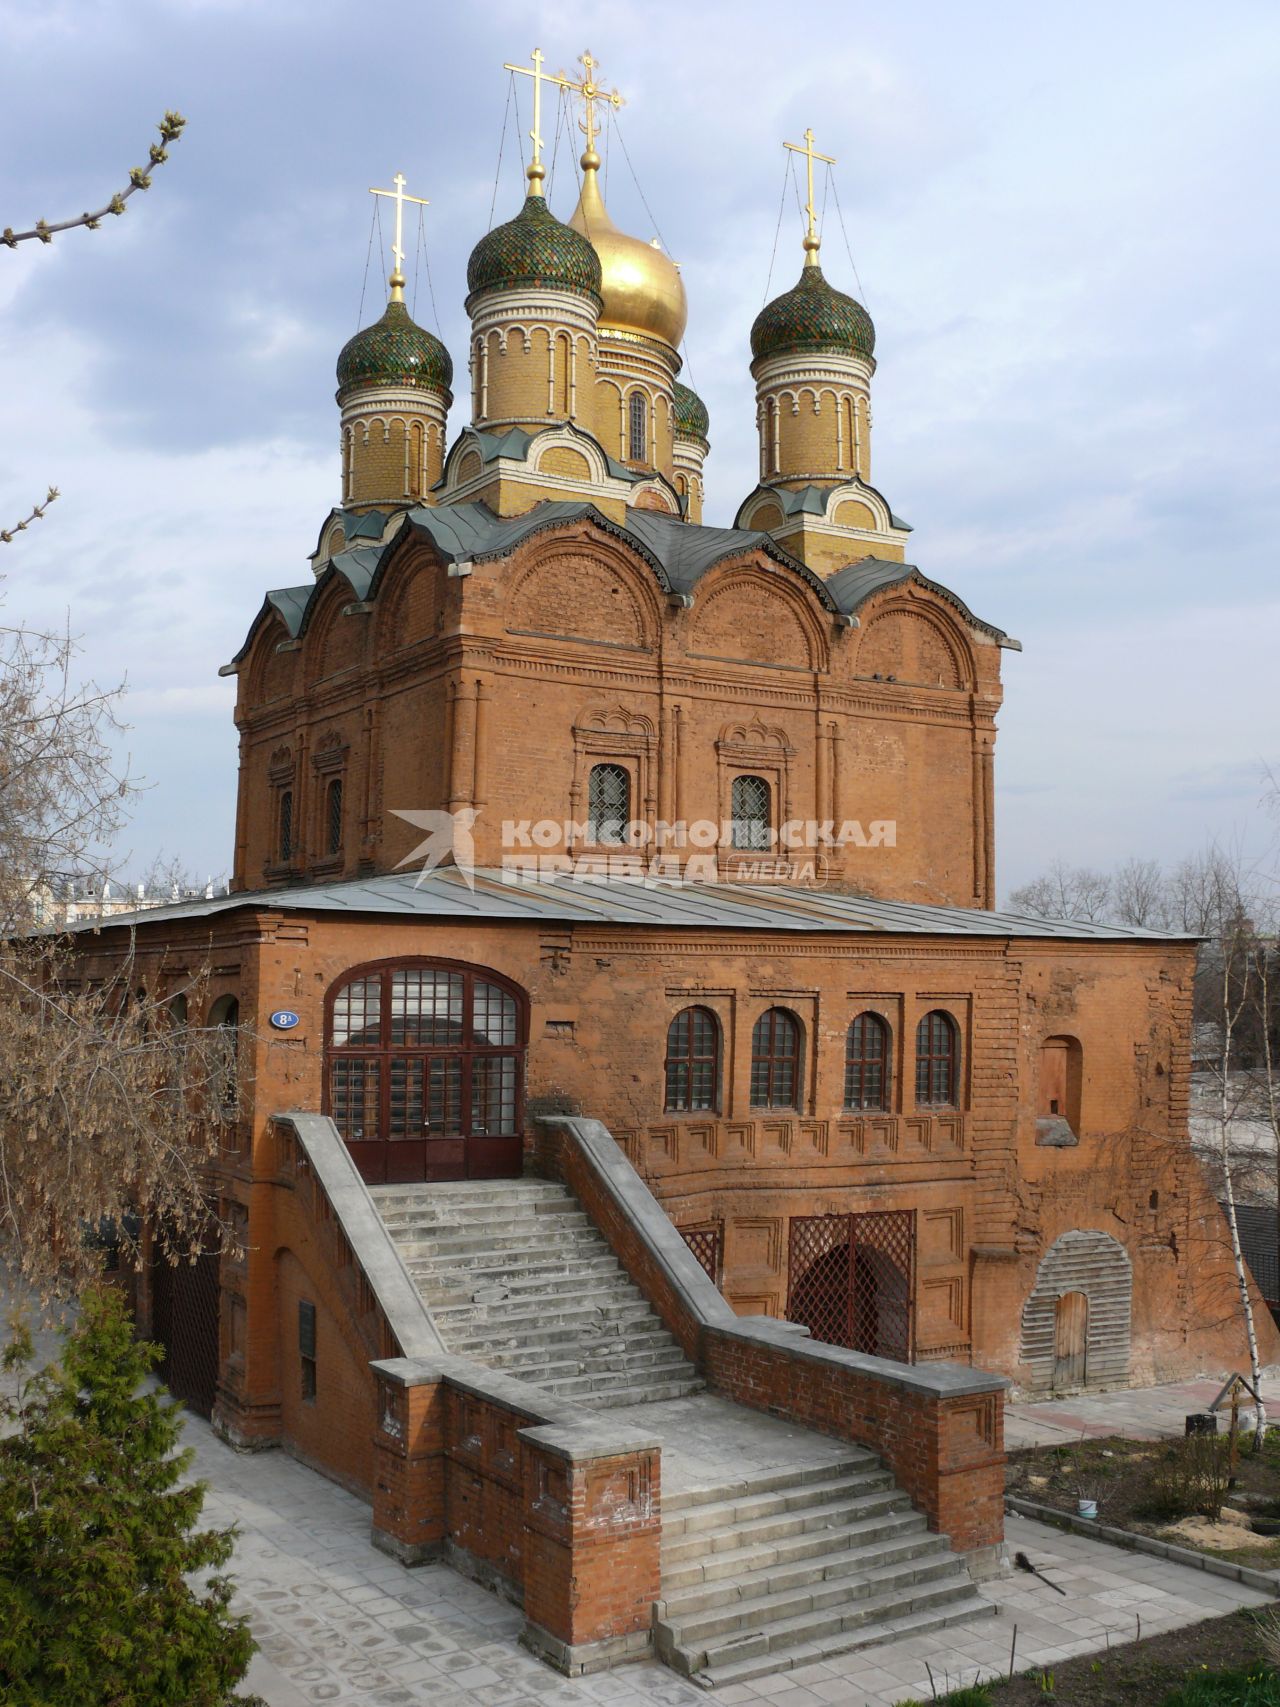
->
[[1, 0, 1277, 896]]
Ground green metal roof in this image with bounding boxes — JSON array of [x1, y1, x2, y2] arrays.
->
[[466, 193, 603, 306], [751, 265, 876, 365], [230, 502, 1011, 666], [68, 865, 1190, 943], [335, 299, 453, 399], [673, 381, 709, 443]]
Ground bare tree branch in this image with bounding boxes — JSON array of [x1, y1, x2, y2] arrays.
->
[[1, 487, 59, 546], [2, 112, 185, 249]]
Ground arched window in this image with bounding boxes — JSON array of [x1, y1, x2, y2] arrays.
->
[[664, 1006, 720, 1113], [751, 1007, 801, 1109], [628, 391, 647, 461], [731, 775, 771, 851], [326, 961, 526, 1183], [915, 1010, 958, 1107], [845, 1013, 890, 1111], [587, 763, 630, 845], [326, 777, 344, 856], [209, 995, 240, 1118], [278, 789, 293, 863]]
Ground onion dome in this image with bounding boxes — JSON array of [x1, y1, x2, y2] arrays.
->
[[467, 193, 602, 306], [336, 299, 453, 400], [673, 381, 709, 443], [750, 264, 875, 365], [569, 151, 687, 348]]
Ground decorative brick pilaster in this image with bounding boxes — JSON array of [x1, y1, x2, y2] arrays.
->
[[371, 1367, 446, 1564], [519, 1424, 661, 1675]]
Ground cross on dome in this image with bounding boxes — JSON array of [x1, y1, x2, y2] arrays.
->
[[783, 127, 835, 267], [369, 171, 430, 301]]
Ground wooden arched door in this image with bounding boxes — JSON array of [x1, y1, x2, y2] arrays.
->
[[325, 960, 527, 1184]]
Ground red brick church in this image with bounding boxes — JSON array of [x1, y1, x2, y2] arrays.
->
[[74, 54, 1274, 1681]]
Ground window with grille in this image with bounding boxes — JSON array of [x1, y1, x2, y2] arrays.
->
[[751, 1007, 801, 1108], [629, 391, 647, 461], [665, 1006, 720, 1112], [326, 777, 343, 856], [915, 1010, 959, 1107], [298, 1299, 317, 1401], [326, 962, 525, 1146], [278, 789, 293, 862], [845, 1012, 890, 1110], [587, 763, 630, 845], [731, 775, 771, 850]]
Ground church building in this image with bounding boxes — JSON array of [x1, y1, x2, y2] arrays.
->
[[71, 52, 1275, 1682]]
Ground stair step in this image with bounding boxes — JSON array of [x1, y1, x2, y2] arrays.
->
[[383, 1206, 595, 1235], [690, 1592, 995, 1689], [391, 1228, 601, 1259], [662, 1528, 951, 1618], [577, 1376, 705, 1408], [427, 1277, 641, 1316], [661, 1486, 909, 1565], [663, 1455, 878, 1513], [481, 1340, 691, 1378], [404, 1253, 622, 1283], [664, 1550, 968, 1651], [662, 1465, 892, 1537], [371, 1180, 568, 1205], [447, 1309, 663, 1351], [662, 1508, 929, 1590]]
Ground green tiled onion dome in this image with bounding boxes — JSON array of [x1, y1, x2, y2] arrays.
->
[[750, 264, 875, 364], [467, 193, 603, 305], [673, 381, 709, 443], [336, 300, 453, 398]]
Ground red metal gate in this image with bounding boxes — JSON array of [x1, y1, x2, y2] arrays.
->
[[786, 1209, 916, 1363]]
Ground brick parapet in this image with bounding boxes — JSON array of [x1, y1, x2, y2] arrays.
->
[[538, 1114, 1007, 1554], [373, 1353, 661, 1671]]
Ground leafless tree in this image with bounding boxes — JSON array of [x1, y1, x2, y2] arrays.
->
[[2, 112, 184, 250], [1007, 859, 1113, 922]]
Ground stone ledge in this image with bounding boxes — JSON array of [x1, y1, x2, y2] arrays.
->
[[519, 1616, 652, 1677], [275, 1112, 445, 1357], [1005, 1495, 1280, 1595]]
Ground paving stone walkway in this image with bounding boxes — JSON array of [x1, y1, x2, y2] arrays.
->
[[1006, 1373, 1280, 1450], [174, 1420, 1275, 1707]]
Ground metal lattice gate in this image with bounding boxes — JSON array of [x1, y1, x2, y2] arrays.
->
[[150, 1231, 221, 1418], [680, 1223, 723, 1286], [786, 1209, 916, 1363]]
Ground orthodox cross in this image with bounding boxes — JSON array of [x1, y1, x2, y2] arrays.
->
[[369, 172, 429, 298], [783, 127, 835, 262], [504, 47, 577, 188], [558, 50, 625, 154]]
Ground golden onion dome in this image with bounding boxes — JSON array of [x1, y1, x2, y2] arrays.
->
[[568, 150, 687, 349]]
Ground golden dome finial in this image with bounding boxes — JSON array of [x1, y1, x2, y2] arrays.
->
[[564, 51, 687, 347], [368, 171, 430, 302], [560, 49, 625, 163], [783, 127, 835, 268]]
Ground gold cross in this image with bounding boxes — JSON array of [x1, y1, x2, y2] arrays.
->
[[504, 47, 577, 191], [784, 127, 835, 263], [558, 49, 625, 156], [369, 172, 430, 299]]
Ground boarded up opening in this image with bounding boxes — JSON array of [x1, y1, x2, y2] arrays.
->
[[1054, 1291, 1089, 1390]]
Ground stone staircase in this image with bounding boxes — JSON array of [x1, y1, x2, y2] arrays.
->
[[371, 1177, 704, 1408], [372, 1176, 993, 1685], [656, 1455, 993, 1688]]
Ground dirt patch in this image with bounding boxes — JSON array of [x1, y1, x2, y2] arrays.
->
[[1006, 1431, 1280, 1570], [895, 1608, 1278, 1704], [991, 1608, 1275, 1704]]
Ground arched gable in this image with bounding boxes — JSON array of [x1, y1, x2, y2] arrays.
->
[[244, 613, 296, 711], [690, 564, 823, 671], [505, 536, 658, 651], [855, 594, 974, 690], [305, 580, 367, 687], [375, 548, 445, 651]]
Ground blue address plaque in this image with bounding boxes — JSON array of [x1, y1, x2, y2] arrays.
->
[[269, 1009, 301, 1031]]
